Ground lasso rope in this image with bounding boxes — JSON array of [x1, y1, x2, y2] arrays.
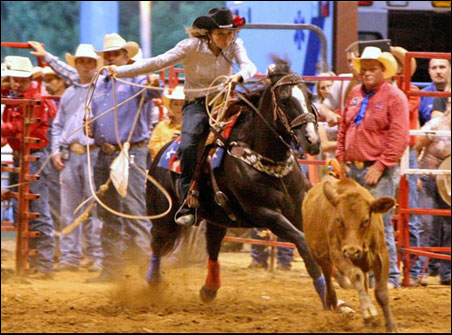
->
[[83, 68, 173, 221], [1, 67, 241, 233]]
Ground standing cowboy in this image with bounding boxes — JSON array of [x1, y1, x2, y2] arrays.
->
[[49, 44, 104, 272], [31, 34, 162, 282]]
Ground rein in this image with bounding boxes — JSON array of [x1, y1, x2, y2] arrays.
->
[[270, 74, 318, 148]]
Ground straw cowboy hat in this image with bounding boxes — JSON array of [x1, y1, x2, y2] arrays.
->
[[32, 66, 43, 79], [436, 155, 451, 206], [390, 46, 417, 77], [352, 46, 398, 79], [42, 66, 57, 77], [66, 44, 102, 69], [95, 33, 139, 59], [132, 48, 143, 62], [162, 86, 185, 112], [192, 7, 246, 30], [3, 56, 34, 78]]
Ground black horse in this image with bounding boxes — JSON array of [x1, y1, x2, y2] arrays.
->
[[146, 59, 327, 307]]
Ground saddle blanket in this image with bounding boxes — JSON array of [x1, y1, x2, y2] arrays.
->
[[157, 112, 241, 174]]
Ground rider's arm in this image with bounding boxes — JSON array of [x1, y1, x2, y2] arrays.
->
[[232, 38, 257, 82], [115, 38, 195, 78]]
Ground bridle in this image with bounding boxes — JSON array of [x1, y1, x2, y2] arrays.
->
[[270, 73, 319, 148]]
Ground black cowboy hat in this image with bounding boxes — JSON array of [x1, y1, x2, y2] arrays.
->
[[192, 7, 246, 30]]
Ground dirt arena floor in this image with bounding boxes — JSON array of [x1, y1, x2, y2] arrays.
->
[[1, 240, 451, 333]]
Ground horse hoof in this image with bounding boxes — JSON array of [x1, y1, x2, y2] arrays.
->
[[200, 286, 217, 303], [146, 273, 162, 287], [336, 300, 355, 316]]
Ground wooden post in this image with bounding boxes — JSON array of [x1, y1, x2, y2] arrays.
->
[[333, 2, 358, 74]]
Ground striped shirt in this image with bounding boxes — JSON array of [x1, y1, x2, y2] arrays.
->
[[51, 82, 94, 154], [336, 80, 409, 172]]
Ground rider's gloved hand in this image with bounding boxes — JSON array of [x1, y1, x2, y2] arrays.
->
[[227, 74, 243, 84]]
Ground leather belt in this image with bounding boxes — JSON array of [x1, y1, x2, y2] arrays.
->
[[100, 140, 147, 155], [70, 143, 98, 155], [349, 161, 375, 170]]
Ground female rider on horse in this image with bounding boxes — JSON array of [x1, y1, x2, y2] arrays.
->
[[106, 7, 257, 227]]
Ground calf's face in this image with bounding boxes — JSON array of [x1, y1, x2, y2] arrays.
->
[[323, 181, 395, 261]]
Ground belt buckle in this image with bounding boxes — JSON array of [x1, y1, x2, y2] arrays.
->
[[354, 161, 365, 169], [70, 143, 85, 155], [102, 143, 117, 155]]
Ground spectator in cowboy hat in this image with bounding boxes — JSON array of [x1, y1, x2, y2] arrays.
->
[[336, 46, 408, 289], [42, 66, 67, 96], [1, 55, 57, 279], [30, 34, 162, 282], [148, 86, 184, 160], [106, 7, 257, 228], [29, 42, 104, 270]]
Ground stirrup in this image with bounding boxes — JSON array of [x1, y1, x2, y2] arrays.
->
[[174, 201, 197, 227]]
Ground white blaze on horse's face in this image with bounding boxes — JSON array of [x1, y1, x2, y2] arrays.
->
[[291, 85, 319, 144]]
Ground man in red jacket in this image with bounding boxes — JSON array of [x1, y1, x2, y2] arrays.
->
[[2, 56, 57, 279], [336, 46, 410, 289]]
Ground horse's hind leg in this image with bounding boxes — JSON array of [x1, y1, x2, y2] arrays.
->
[[200, 221, 227, 303]]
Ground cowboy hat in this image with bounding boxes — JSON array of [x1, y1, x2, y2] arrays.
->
[[42, 66, 57, 77], [390, 46, 417, 77], [95, 33, 139, 59], [162, 86, 185, 112], [131, 48, 143, 62], [193, 7, 246, 30], [3, 56, 34, 78], [66, 44, 102, 69], [436, 155, 451, 206], [352, 46, 398, 79], [32, 66, 43, 79]]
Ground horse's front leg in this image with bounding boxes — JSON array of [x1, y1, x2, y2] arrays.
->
[[248, 207, 327, 309], [146, 220, 180, 286], [200, 221, 227, 303]]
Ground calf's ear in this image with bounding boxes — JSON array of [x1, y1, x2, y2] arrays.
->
[[371, 197, 396, 214], [323, 181, 339, 206]]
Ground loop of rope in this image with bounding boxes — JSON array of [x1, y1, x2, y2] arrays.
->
[[1, 67, 239, 224], [83, 69, 173, 220]]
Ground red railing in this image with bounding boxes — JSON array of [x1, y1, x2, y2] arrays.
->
[[398, 51, 451, 287], [1, 42, 47, 275]]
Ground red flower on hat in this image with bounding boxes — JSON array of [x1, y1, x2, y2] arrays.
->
[[233, 15, 245, 28]]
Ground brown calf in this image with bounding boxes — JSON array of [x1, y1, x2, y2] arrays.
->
[[303, 177, 397, 332]]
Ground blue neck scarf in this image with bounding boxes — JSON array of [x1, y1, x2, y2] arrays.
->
[[353, 88, 376, 126]]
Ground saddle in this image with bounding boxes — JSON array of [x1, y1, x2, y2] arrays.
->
[[157, 102, 248, 221]]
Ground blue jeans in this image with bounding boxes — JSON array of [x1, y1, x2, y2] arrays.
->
[[413, 177, 451, 282], [16, 150, 55, 273], [44, 150, 61, 232], [179, 100, 210, 202], [406, 149, 422, 278], [348, 164, 400, 287], [250, 228, 294, 268], [59, 149, 103, 267], [94, 146, 151, 274]]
